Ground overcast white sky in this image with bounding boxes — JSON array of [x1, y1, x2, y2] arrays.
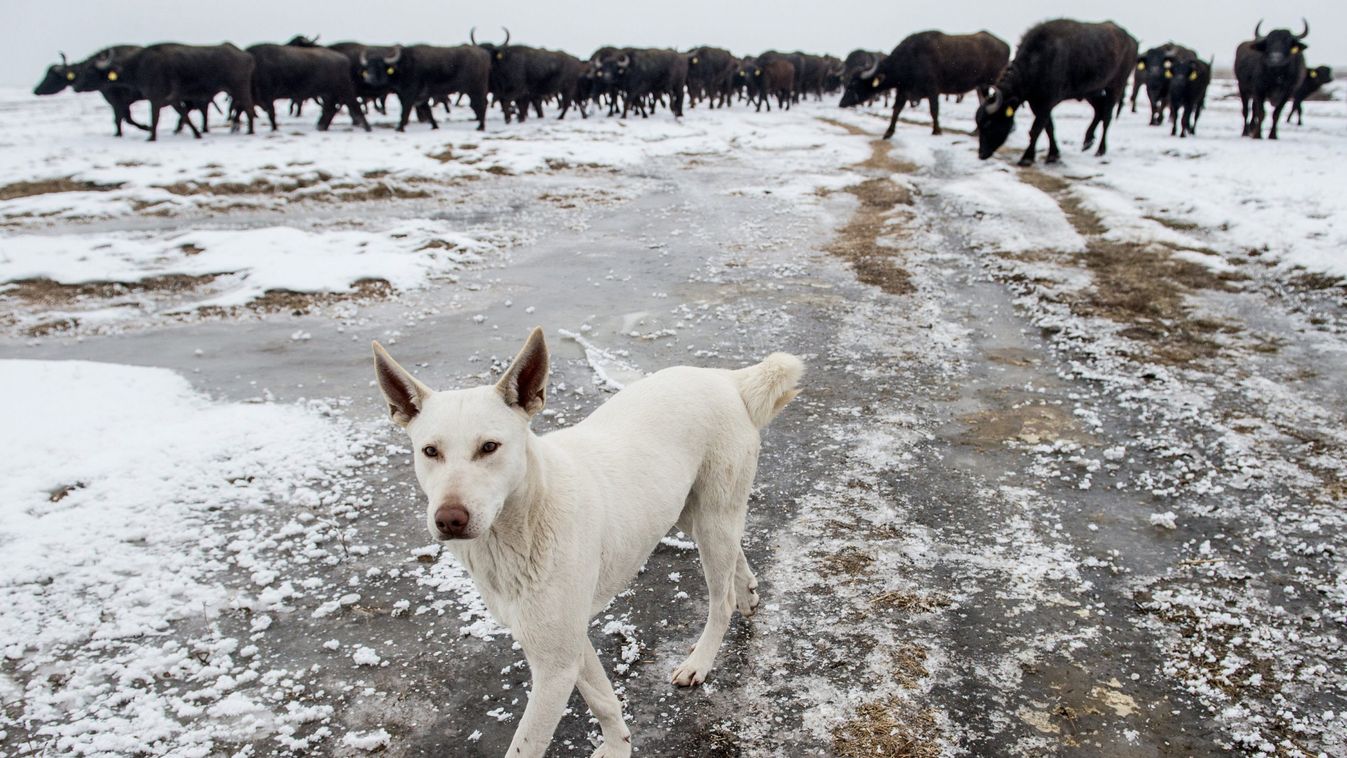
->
[[6, 1, 1343, 87]]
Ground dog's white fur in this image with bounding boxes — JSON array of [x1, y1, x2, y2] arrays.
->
[[372, 328, 802, 757]]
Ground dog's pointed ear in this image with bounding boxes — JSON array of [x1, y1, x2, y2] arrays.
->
[[372, 341, 431, 427], [496, 327, 548, 417]]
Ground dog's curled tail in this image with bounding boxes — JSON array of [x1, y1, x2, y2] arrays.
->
[[733, 352, 804, 429]]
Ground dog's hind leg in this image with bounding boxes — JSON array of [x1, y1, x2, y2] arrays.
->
[[671, 525, 739, 687], [576, 641, 632, 757], [735, 549, 760, 617], [672, 456, 756, 687]]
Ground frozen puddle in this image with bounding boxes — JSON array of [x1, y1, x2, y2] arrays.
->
[[1, 222, 499, 310], [0, 360, 380, 753]]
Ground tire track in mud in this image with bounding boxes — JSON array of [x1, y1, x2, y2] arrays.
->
[[975, 165, 1347, 755]]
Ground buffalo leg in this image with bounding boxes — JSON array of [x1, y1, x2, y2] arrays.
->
[[533, 98, 544, 119], [470, 94, 487, 131], [396, 96, 414, 132], [263, 99, 279, 131], [1019, 114, 1046, 166], [1251, 98, 1264, 139], [317, 101, 337, 131], [1129, 78, 1140, 113], [343, 94, 371, 131], [175, 105, 202, 138], [882, 95, 907, 140], [147, 101, 163, 142], [929, 95, 941, 135], [1094, 105, 1113, 156], [1268, 99, 1285, 140], [1240, 95, 1251, 136], [1043, 115, 1062, 163]]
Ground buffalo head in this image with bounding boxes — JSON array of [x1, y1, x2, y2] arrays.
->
[[1252, 19, 1309, 68]]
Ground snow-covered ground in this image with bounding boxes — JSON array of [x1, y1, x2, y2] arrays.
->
[[2, 78, 1346, 757]]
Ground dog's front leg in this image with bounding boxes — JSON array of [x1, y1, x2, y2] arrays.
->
[[575, 640, 631, 757], [505, 645, 583, 758]]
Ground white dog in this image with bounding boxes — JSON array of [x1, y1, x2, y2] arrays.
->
[[372, 327, 802, 757]]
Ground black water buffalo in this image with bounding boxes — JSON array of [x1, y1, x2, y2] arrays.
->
[[977, 20, 1137, 165], [821, 55, 845, 93], [38, 47, 214, 137], [35, 48, 146, 136], [588, 47, 623, 115], [757, 50, 804, 100], [1235, 19, 1310, 139], [792, 52, 830, 101], [841, 49, 888, 106], [328, 41, 396, 115], [840, 31, 1010, 138], [1287, 65, 1332, 125], [759, 58, 795, 111], [1131, 43, 1198, 125], [1165, 56, 1211, 137], [686, 46, 737, 108], [247, 44, 370, 131], [360, 44, 490, 131], [472, 29, 586, 122], [85, 44, 256, 141], [599, 48, 687, 118]]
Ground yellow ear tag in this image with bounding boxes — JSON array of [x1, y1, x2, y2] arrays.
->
[[1137, 62, 1146, 70], [1005, 106, 1015, 117], [755, 69, 761, 76], [1164, 70, 1173, 79], [1310, 70, 1318, 78], [1292, 46, 1300, 54], [691, 57, 698, 64], [871, 77, 880, 87], [107, 71, 118, 81], [66, 71, 75, 81], [496, 52, 503, 60], [1189, 71, 1198, 81], [386, 67, 394, 75]]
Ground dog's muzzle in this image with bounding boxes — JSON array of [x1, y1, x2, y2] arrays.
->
[[434, 504, 471, 539]]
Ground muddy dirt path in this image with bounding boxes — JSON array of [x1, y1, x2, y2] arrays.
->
[[4, 110, 1344, 757]]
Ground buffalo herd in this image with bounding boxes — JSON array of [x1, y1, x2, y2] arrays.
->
[[33, 19, 1332, 166]]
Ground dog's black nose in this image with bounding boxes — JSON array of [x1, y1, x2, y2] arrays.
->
[[435, 505, 470, 539]]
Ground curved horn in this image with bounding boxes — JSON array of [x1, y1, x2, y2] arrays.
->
[[1298, 17, 1309, 39], [310, 34, 320, 44], [94, 50, 112, 70], [59, 51, 68, 66], [1253, 19, 1263, 40], [501, 27, 510, 47], [359, 48, 368, 66], [386, 45, 402, 65], [860, 60, 879, 80], [470, 27, 477, 45], [984, 86, 1004, 114]]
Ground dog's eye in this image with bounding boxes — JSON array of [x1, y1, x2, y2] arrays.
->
[[480, 441, 499, 455], [421, 445, 439, 458]]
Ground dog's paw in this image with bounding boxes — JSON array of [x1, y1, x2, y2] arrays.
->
[[736, 586, 760, 617], [671, 656, 713, 687], [590, 736, 632, 758]]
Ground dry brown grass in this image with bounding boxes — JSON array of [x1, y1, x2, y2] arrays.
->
[[6, 274, 217, 306], [832, 700, 941, 758], [1018, 168, 1248, 365], [0, 177, 123, 201], [890, 644, 930, 688], [817, 117, 917, 295], [872, 590, 952, 614], [817, 546, 876, 578]]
